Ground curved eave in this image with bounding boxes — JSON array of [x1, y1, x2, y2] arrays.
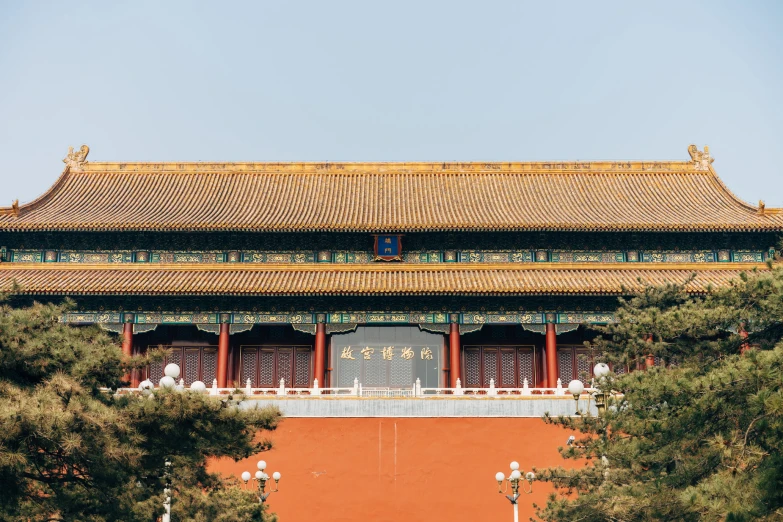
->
[[0, 262, 768, 297]]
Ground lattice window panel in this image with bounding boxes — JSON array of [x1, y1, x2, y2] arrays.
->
[[558, 351, 573, 383], [614, 364, 627, 375], [149, 360, 164, 384], [295, 351, 310, 387], [364, 357, 385, 387], [654, 356, 664, 367], [576, 352, 592, 384], [338, 357, 360, 388], [517, 351, 534, 386], [184, 350, 200, 385], [202, 350, 217, 386], [242, 349, 257, 387], [277, 350, 292, 387], [483, 351, 498, 386], [390, 356, 412, 387], [259, 351, 275, 387], [465, 350, 480, 387], [500, 351, 515, 387]]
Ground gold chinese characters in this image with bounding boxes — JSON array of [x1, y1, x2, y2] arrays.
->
[[339, 346, 434, 361]]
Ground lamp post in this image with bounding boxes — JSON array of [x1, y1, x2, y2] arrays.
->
[[567, 379, 585, 414], [241, 460, 281, 504], [495, 461, 536, 522], [591, 363, 611, 415]]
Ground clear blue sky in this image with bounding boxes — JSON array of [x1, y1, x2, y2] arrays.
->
[[1, 0, 781, 206]]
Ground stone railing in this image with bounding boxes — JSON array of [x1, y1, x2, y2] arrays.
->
[[118, 377, 596, 399]]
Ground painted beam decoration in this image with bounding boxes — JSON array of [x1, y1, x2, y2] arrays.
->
[[5, 247, 776, 265], [60, 310, 617, 326]]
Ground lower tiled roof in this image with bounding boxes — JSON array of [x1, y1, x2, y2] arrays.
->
[[0, 263, 766, 296]]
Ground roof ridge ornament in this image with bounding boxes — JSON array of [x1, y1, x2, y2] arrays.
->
[[63, 145, 90, 171], [688, 144, 714, 171]]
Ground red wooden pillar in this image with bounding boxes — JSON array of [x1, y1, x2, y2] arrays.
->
[[217, 322, 230, 388], [449, 322, 461, 387], [545, 322, 558, 388], [121, 321, 133, 386], [645, 334, 655, 369], [314, 323, 326, 387], [739, 323, 749, 354]]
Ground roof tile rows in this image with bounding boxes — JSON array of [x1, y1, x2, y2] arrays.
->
[[1, 161, 781, 232], [0, 263, 763, 296]]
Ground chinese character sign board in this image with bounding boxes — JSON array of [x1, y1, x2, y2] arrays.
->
[[373, 235, 402, 261], [332, 326, 443, 387]]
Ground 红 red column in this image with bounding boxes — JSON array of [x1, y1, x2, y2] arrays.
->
[[314, 323, 326, 387], [645, 334, 655, 369], [217, 323, 229, 388], [121, 322, 133, 386], [449, 322, 461, 387], [545, 322, 558, 388], [739, 323, 749, 354]]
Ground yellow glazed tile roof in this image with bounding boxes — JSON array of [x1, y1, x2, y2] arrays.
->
[[1, 147, 781, 233], [0, 263, 768, 296]]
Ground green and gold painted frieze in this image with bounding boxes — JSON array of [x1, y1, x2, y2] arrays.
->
[[61, 310, 617, 326], [4, 247, 775, 264]]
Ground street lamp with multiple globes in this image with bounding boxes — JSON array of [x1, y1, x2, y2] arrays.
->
[[495, 461, 535, 522], [241, 460, 281, 504]]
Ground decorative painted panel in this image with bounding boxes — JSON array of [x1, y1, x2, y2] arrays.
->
[[640, 251, 717, 263]]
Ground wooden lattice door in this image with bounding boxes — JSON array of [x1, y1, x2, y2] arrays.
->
[[240, 346, 312, 388], [148, 346, 217, 385], [463, 346, 536, 388]]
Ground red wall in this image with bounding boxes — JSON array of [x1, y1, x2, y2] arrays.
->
[[211, 418, 580, 522]]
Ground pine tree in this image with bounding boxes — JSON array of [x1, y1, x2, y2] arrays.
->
[[535, 263, 783, 522], [0, 296, 282, 522]]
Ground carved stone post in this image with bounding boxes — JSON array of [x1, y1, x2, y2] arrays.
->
[[449, 319, 461, 388], [217, 315, 230, 388]]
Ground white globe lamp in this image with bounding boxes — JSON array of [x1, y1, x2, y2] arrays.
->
[[593, 363, 611, 378], [164, 363, 180, 379], [272, 471, 281, 482], [257, 460, 267, 471], [190, 380, 206, 392], [510, 461, 520, 471], [159, 375, 176, 389], [241, 471, 251, 482], [567, 379, 585, 398]]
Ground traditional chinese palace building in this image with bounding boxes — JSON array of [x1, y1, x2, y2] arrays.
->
[[1, 145, 780, 391]]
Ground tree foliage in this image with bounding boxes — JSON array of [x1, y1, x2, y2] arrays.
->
[[536, 263, 783, 522], [0, 297, 282, 522]]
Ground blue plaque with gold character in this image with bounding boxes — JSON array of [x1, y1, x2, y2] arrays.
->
[[373, 235, 402, 261]]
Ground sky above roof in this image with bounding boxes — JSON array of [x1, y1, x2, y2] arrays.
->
[[1, 0, 781, 207]]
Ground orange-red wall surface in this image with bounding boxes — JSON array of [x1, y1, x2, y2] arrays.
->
[[211, 418, 580, 522]]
